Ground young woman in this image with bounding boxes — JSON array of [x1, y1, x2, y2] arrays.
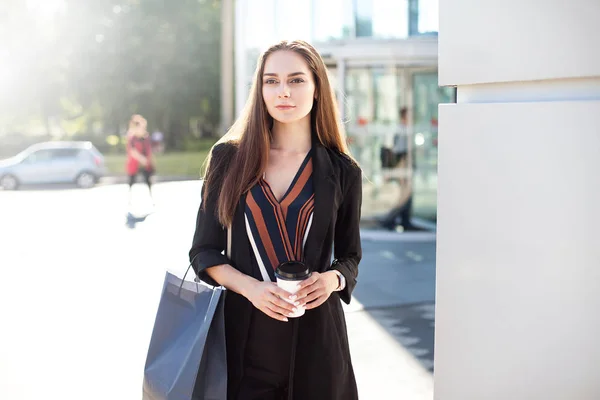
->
[[125, 114, 155, 205], [189, 40, 362, 400]]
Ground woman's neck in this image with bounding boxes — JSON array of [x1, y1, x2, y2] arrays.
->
[[270, 118, 312, 153]]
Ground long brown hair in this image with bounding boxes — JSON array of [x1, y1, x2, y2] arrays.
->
[[204, 40, 353, 227], [128, 114, 148, 138]]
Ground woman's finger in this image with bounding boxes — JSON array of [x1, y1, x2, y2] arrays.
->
[[300, 289, 325, 306], [304, 295, 327, 310], [268, 293, 297, 313], [261, 305, 289, 322], [296, 280, 324, 300], [295, 278, 322, 298], [265, 302, 295, 319], [297, 273, 319, 290], [270, 285, 296, 301]]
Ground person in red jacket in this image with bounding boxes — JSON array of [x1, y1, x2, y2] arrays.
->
[[126, 114, 155, 205]]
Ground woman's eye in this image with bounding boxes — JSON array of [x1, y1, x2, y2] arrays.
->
[[291, 78, 304, 84], [265, 79, 277, 84]]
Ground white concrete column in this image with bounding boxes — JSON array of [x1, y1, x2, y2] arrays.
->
[[435, 1, 600, 399]]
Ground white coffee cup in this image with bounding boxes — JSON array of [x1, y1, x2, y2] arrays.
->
[[275, 261, 311, 318]]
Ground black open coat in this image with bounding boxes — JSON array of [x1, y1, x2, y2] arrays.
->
[[189, 141, 362, 400]]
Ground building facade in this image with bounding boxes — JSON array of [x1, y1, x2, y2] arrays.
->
[[234, 0, 453, 224]]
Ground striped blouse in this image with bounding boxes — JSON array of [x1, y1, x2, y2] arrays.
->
[[245, 151, 314, 282]]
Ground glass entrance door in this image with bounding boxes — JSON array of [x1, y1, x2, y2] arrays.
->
[[342, 65, 455, 226], [412, 71, 455, 221]]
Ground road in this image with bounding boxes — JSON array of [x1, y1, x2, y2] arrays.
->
[[0, 181, 436, 399]]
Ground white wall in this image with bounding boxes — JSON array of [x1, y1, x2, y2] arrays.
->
[[439, 0, 600, 85], [435, 1, 600, 399]]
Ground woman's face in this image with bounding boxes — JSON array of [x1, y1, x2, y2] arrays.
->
[[131, 117, 147, 137], [261, 50, 316, 126]]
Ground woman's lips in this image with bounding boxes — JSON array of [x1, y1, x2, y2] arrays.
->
[[276, 105, 295, 110]]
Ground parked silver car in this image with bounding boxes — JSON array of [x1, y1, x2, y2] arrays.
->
[[0, 141, 107, 190]]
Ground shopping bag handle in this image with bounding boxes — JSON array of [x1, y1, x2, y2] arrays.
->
[[179, 256, 224, 293], [180, 226, 231, 292]]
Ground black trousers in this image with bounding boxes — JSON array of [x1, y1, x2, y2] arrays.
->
[[381, 195, 414, 231], [237, 308, 294, 400], [128, 168, 153, 188]]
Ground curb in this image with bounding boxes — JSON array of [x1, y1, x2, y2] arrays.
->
[[360, 230, 436, 242], [99, 175, 198, 185]]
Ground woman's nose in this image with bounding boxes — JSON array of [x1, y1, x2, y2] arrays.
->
[[277, 84, 290, 98]]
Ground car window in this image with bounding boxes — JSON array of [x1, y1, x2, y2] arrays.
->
[[26, 148, 82, 163], [76, 149, 96, 160], [89, 145, 103, 158], [53, 148, 81, 159], [26, 150, 55, 163]]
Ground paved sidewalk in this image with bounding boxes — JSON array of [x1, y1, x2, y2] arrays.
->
[[0, 180, 436, 400], [345, 231, 437, 400]]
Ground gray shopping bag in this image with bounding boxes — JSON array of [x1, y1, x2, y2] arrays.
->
[[142, 270, 227, 400]]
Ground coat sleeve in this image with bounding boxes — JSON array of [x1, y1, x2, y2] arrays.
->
[[330, 168, 362, 304], [188, 145, 232, 286]]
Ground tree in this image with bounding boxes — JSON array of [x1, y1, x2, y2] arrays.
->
[[0, 0, 223, 151]]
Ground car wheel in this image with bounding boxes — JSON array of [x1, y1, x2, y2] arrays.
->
[[76, 172, 96, 188], [0, 174, 19, 190]]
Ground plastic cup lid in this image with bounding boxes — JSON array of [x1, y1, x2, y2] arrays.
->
[[275, 261, 310, 280]]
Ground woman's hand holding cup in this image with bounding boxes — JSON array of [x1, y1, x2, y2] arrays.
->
[[275, 261, 312, 317], [295, 271, 339, 310], [245, 281, 299, 322]]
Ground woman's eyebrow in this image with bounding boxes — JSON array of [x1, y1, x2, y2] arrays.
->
[[263, 72, 307, 77]]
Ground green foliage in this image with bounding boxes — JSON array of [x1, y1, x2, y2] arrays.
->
[[104, 150, 211, 177], [182, 137, 218, 152], [0, 0, 223, 149]]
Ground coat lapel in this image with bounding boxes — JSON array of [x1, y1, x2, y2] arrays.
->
[[232, 192, 253, 274], [305, 143, 338, 270]]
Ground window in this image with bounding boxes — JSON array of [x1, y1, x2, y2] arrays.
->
[[341, 67, 454, 223], [274, 0, 311, 42], [26, 148, 81, 164], [26, 150, 55, 163], [372, 0, 409, 39], [53, 148, 81, 159], [411, 71, 454, 221], [345, 68, 374, 123], [373, 67, 401, 123], [409, 0, 439, 36], [313, 0, 354, 41], [354, 0, 410, 39], [354, 0, 373, 37], [418, 0, 439, 35]]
